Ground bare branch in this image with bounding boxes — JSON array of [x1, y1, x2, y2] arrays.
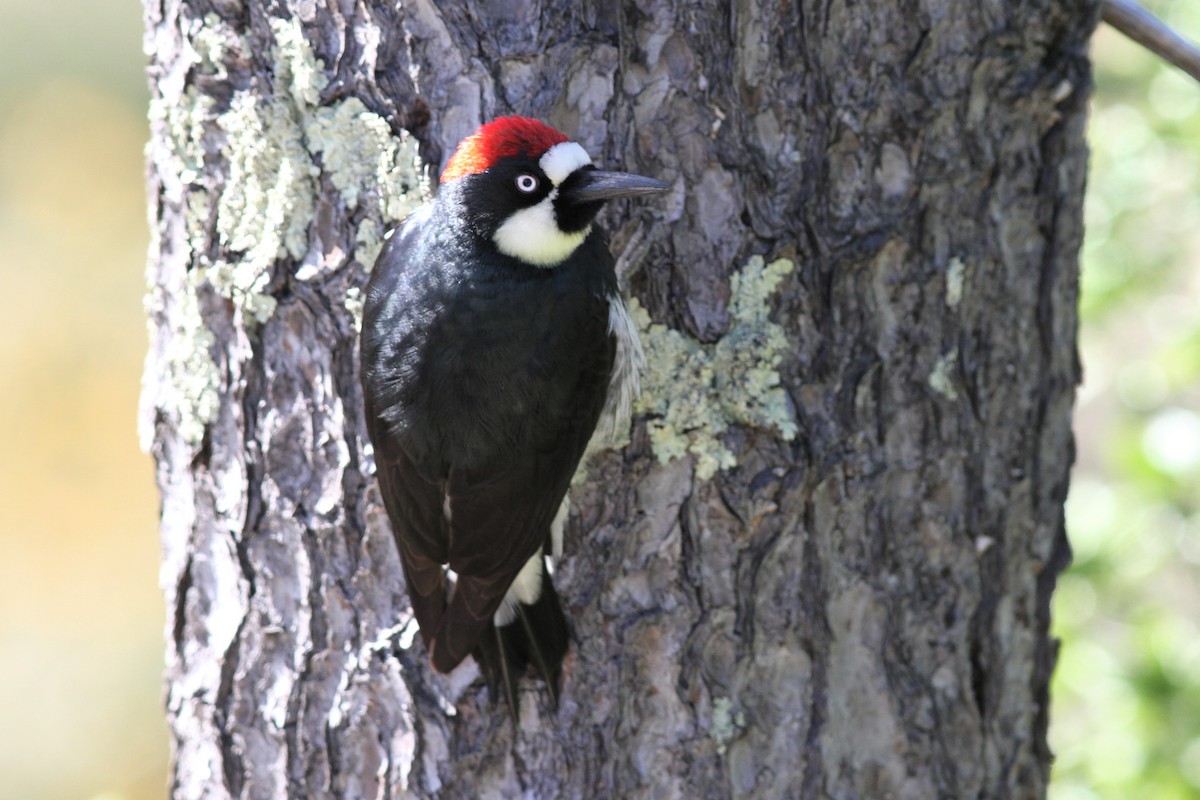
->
[[1102, 0, 1200, 83]]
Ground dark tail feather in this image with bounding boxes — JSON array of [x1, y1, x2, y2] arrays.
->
[[474, 622, 520, 718], [473, 570, 570, 716], [512, 573, 570, 708]]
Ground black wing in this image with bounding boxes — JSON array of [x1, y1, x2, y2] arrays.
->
[[364, 394, 450, 649], [432, 375, 609, 673]]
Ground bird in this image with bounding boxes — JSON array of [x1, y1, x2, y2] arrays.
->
[[359, 116, 669, 713]]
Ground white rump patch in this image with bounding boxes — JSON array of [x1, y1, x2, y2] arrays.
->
[[493, 190, 591, 267], [539, 141, 592, 186], [492, 492, 570, 625], [494, 548, 544, 627], [597, 296, 646, 441]]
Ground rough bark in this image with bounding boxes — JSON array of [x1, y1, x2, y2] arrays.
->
[[142, 1, 1096, 798]]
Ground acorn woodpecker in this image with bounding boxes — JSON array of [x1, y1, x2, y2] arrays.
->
[[360, 116, 669, 711]]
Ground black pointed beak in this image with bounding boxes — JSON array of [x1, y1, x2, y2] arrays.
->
[[559, 169, 671, 205]]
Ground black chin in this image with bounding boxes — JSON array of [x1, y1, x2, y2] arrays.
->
[[554, 194, 605, 234]]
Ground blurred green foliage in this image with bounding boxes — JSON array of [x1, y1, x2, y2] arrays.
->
[[1050, 2, 1200, 799]]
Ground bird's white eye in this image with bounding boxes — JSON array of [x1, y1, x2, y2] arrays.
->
[[515, 174, 539, 193]]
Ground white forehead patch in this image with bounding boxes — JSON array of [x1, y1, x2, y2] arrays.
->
[[493, 189, 591, 267], [539, 141, 592, 185]]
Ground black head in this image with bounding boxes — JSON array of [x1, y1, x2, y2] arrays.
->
[[440, 117, 670, 267]]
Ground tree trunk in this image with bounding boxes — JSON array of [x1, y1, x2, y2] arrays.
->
[[142, 1, 1095, 798]]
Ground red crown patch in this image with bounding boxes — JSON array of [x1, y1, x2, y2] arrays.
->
[[441, 116, 570, 183]]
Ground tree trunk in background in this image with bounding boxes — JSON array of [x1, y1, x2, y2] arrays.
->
[[142, 1, 1096, 797]]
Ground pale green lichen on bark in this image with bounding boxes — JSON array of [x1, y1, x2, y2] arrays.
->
[[946, 256, 965, 307], [210, 17, 327, 323], [305, 97, 428, 273], [929, 347, 960, 400], [145, 46, 223, 448], [306, 97, 427, 220], [190, 13, 229, 78], [354, 220, 387, 274], [212, 90, 314, 322], [148, 87, 213, 185], [269, 16, 325, 109], [151, 15, 430, 442], [168, 272, 222, 446], [210, 18, 425, 321], [207, 16, 430, 319], [344, 286, 365, 333], [184, 189, 211, 262], [709, 696, 747, 755], [632, 255, 798, 480]]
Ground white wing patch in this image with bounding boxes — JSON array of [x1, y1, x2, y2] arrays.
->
[[597, 295, 646, 441], [494, 547, 543, 627]]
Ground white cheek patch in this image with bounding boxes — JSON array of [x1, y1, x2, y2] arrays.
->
[[493, 140, 594, 267], [493, 190, 591, 267], [539, 141, 592, 186]]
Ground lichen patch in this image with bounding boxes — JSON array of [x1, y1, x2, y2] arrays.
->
[[167, 272, 221, 446], [946, 257, 965, 308], [213, 93, 315, 322], [632, 255, 798, 480], [928, 348, 960, 400], [305, 97, 428, 252]]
